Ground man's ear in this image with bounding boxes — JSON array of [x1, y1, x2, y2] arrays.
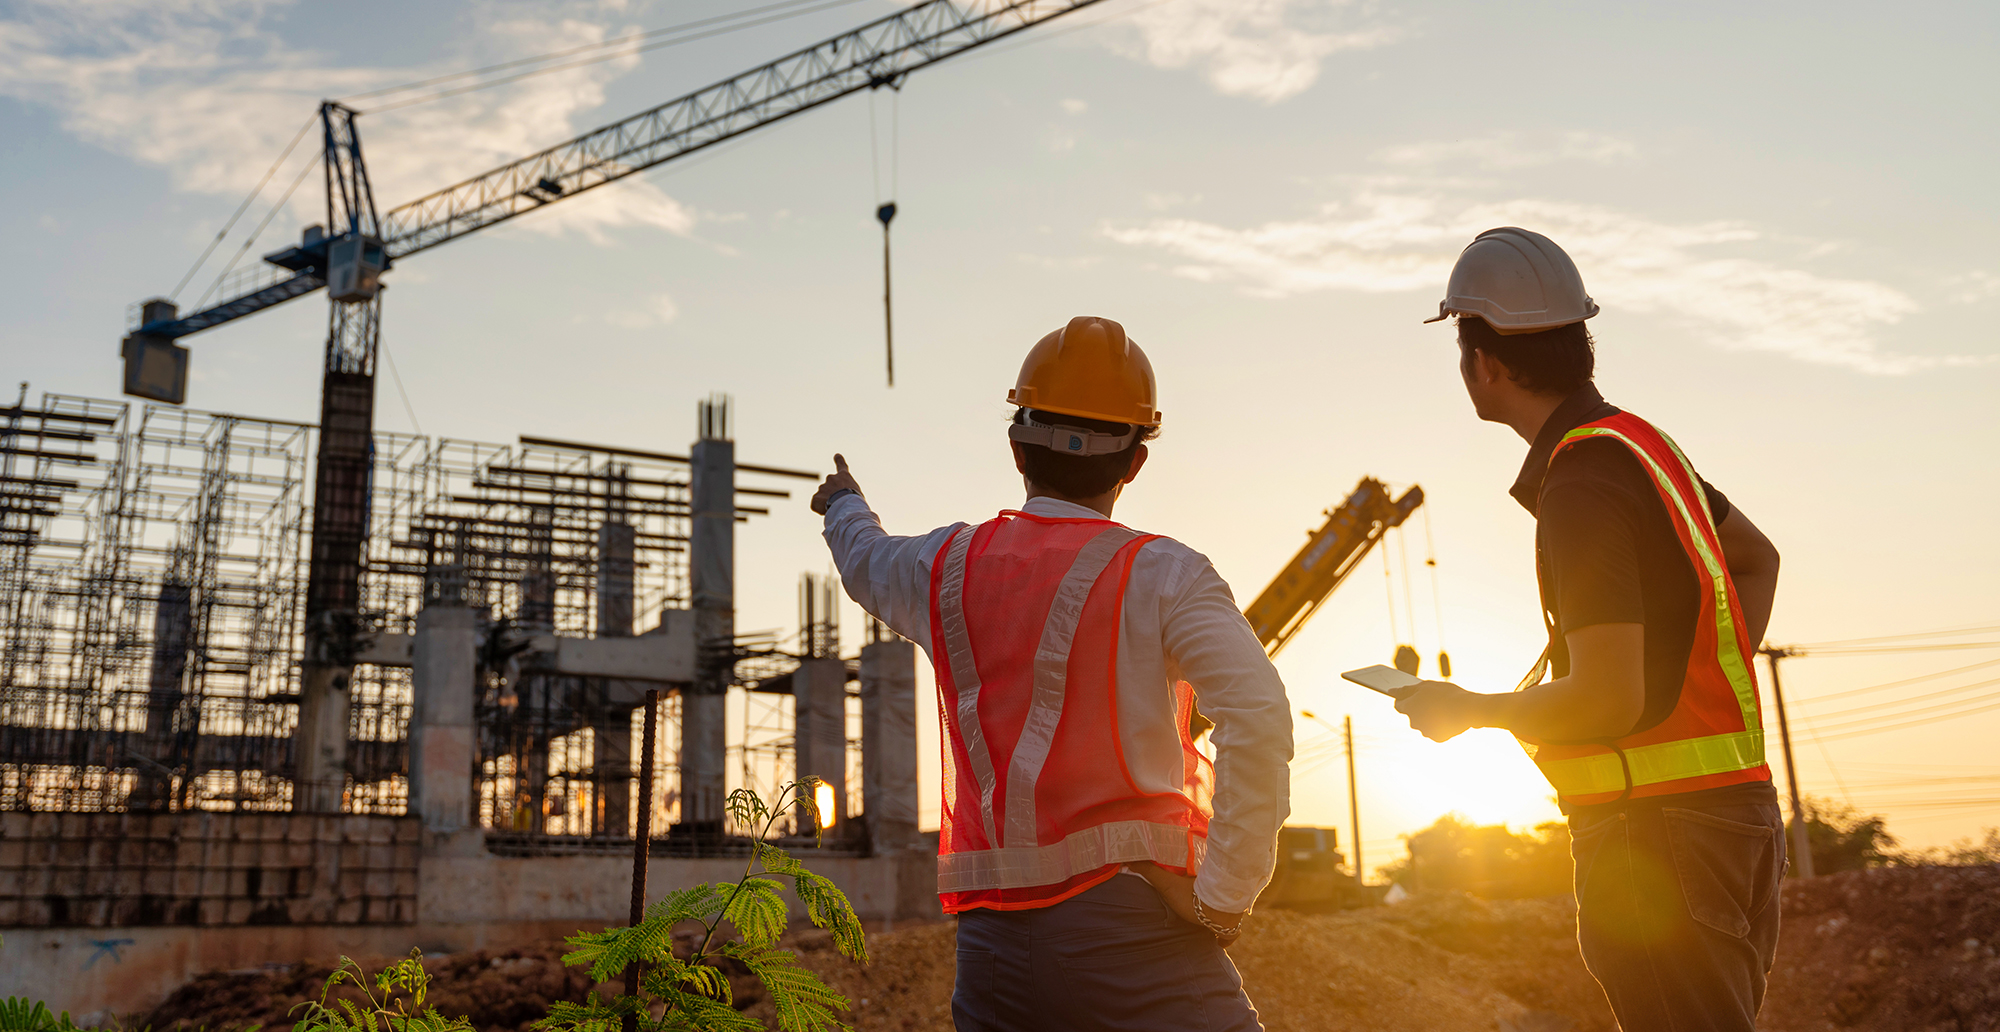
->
[[1472, 347, 1511, 386], [1121, 443, 1149, 485], [1011, 439, 1029, 476]]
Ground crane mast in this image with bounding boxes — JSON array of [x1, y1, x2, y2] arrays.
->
[[118, 0, 1106, 814]]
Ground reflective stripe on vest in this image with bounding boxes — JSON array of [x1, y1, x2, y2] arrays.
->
[[932, 516, 1206, 896], [937, 819, 1206, 893], [1527, 419, 1765, 800]]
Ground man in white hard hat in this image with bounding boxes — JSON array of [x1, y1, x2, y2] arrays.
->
[[810, 316, 1293, 1031], [1394, 229, 1788, 1031]]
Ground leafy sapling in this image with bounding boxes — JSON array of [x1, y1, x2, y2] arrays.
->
[[289, 949, 472, 1032], [536, 778, 870, 1032]]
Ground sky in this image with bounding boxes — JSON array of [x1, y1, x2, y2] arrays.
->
[[3, 0, 1997, 863]]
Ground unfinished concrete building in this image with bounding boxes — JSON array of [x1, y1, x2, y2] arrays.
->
[[0, 390, 930, 1015]]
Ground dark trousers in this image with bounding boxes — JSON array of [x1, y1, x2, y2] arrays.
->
[[1569, 800, 1786, 1032], [952, 874, 1263, 1032]]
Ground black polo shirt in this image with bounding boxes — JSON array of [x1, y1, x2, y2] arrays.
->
[[1511, 384, 1775, 813]]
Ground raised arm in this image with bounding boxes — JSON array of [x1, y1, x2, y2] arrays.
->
[[815, 454, 962, 646]]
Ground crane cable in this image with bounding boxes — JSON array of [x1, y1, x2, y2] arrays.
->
[[870, 84, 901, 387], [169, 114, 318, 304], [193, 150, 322, 312], [353, 0, 874, 115], [1422, 502, 1452, 678]]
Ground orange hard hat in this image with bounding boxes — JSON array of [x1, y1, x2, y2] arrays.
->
[[1006, 316, 1161, 427]]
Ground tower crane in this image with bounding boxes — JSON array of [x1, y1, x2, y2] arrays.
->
[[115, 0, 1106, 812]]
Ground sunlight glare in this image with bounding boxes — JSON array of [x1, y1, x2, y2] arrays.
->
[[815, 781, 837, 829]]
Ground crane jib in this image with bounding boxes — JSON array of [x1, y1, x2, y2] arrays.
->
[[134, 0, 1107, 344]]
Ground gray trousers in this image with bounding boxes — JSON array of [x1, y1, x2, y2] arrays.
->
[[1570, 801, 1787, 1032], [952, 875, 1263, 1032]]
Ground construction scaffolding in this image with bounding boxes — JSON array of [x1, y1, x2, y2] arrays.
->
[[0, 390, 821, 851]]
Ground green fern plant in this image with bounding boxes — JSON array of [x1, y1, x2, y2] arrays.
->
[[0, 997, 81, 1032], [536, 778, 869, 1032], [288, 949, 473, 1032]]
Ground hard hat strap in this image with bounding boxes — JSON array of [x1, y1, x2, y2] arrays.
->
[[1008, 413, 1138, 457]]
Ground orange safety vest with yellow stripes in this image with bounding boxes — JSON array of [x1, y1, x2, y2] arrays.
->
[[1520, 412, 1772, 806], [927, 510, 1213, 913]]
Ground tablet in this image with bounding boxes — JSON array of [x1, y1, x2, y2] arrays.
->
[[1341, 664, 1422, 698]]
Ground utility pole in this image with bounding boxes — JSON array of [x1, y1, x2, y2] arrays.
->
[[1758, 646, 1814, 878], [1345, 715, 1362, 889]]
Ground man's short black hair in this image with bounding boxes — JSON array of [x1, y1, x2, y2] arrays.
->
[[1012, 408, 1158, 498], [1457, 316, 1596, 396]]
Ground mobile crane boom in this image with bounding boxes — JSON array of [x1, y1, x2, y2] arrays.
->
[[1244, 477, 1424, 658]]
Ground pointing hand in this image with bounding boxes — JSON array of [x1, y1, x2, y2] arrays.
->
[[810, 453, 864, 515]]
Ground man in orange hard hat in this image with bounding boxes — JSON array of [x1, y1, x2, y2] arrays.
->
[[1394, 228, 1787, 1032], [812, 316, 1293, 1031]]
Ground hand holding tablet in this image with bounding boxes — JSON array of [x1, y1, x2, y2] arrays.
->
[[1341, 664, 1423, 698]]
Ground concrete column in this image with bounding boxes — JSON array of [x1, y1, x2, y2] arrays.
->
[[596, 522, 635, 637], [131, 579, 192, 811], [297, 369, 375, 813], [794, 657, 849, 838], [592, 521, 636, 836], [861, 638, 920, 850], [680, 401, 732, 834], [409, 603, 478, 837]]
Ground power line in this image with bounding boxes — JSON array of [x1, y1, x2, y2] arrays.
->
[[360, 0, 873, 115], [1798, 676, 2000, 724], [1805, 680, 2000, 734], [1788, 622, 2000, 649], [1817, 695, 2000, 742], [1789, 641, 2000, 656], [1795, 656, 2000, 705]]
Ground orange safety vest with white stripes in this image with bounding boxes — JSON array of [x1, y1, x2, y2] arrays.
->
[[927, 510, 1214, 913], [1521, 411, 1772, 806]]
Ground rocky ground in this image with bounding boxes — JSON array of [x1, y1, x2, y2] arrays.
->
[[141, 863, 2000, 1032]]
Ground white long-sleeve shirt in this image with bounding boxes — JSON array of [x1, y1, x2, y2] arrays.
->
[[823, 492, 1293, 914]]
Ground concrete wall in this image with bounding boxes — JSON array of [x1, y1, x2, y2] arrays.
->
[[1, 849, 941, 1019]]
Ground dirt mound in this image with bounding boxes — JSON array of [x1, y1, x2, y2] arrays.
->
[[1764, 863, 2000, 1032], [142, 864, 2000, 1032], [143, 947, 610, 1032], [779, 895, 1613, 1032]]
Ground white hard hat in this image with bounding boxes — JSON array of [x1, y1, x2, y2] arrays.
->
[[1423, 227, 1599, 335]]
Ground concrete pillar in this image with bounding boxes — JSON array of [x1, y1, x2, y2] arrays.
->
[[592, 521, 636, 836], [409, 602, 478, 836], [596, 522, 635, 637], [297, 369, 375, 813], [680, 400, 732, 834], [794, 657, 849, 838], [131, 579, 192, 811], [861, 638, 920, 850]]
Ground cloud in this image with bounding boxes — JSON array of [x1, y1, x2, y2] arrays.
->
[[1111, 0, 1400, 104], [1374, 132, 1639, 171], [0, 0, 696, 254], [1945, 271, 2000, 304], [1105, 184, 1983, 374], [605, 292, 678, 328], [1059, 98, 1088, 115]]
